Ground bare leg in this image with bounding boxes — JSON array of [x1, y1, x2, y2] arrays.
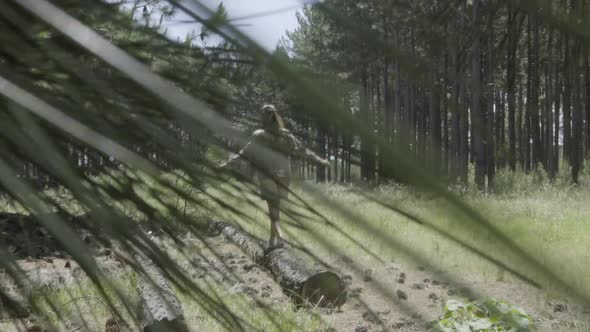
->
[[266, 199, 284, 250]]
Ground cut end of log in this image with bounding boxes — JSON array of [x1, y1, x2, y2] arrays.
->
[[301, 271, 347, 308], [206, 221, 223, 237], [143, 319, 188, 332], [266, 248, 348, 309]]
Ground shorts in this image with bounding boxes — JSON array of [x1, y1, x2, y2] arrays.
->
[[258, 175, 290, 202]]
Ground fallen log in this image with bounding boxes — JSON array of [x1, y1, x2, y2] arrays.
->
[[208, 221, 265, 262], [210, 222, 347, 308], [135, 254, 188, 332], [265, 248, 347, 308]]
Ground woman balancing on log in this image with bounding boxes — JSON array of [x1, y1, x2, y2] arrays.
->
[[219, 104, 331, 250]]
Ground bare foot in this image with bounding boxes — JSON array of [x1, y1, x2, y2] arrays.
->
[[265, 237, 285, 253]]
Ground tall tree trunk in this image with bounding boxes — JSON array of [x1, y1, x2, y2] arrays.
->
[[340, 131, 345, 183], [571, 0, 583, 183], [530, 11, 542, 170], [417, 88, 423, 160], [524, 16, 532, 173], [450, 74, 461, 181], [585, 59, 590, 160], [499, 91, 506, 169], [545, 28, 555, 176], [360, 68, 370, 181], [442, 53, 449, 176], [518, 83, 525, 170], [327, 131, 332, 182], [472, 0, 486, 190], [410, 29, 417, 159], [506, 5, 518, 171], [582, 0, 588, 161], [369, 67, 377, 182], [460, 75, 470, 184], [382, 56, 392, 181], [430, 75, 442, 173], [403, 73, 411, 157], [563, 33, 572, 164], [572, 49, 582, 184], [333, 129, 338, 183], [553, 37, 562, 177], [316, 130, 327, 182], [398, 85, 405, 156], [450, 21, 461, 181], [393, 33, 402, 156], [486, 8, 496, 190]]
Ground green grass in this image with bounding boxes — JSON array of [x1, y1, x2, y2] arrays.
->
[[204, 168, 590, 306], [2, 169, 590, 331]]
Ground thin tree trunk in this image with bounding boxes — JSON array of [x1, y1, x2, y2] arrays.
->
[[382, 56, 392, 181], [486, 8, 496, 189], [545, 27, 555, 175], [585, 59, 590, 159], [316, 130, 326, 182], [564, 33, 572, 164], [518, 83, 524, 170], [360, 68, 370, 181], [460, 76, 470, 183], [553, 38, 561, 177], [531, 11, 542, 169], [450, 42, 461, 180], [431, 71, 442, 174], [393, 34, 402, 155], [524, 15, 534, 173], [499, 91, 506, 169], [572, 16, 583, 183], [472, 0, 485, 190]]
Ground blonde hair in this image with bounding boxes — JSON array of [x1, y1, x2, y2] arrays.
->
[[261, 104, 284, 131]]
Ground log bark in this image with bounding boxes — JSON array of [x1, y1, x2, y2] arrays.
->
[[264, 248, 347, 308], [208, 221, 265, 261], [210, 222, 347, 308], [135, 254, 188, 332]]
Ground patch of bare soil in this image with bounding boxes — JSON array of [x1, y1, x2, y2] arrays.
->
[[325, 261, 588, 332]]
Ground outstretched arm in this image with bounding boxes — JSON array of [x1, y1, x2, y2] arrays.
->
[[218, 141, 253, 169], [285, 130, 330, 167], [219, 130, 264, 169]]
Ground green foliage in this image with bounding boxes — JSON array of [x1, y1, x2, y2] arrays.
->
[[430, 298, 534, 332], [492, 161, 582, 195]]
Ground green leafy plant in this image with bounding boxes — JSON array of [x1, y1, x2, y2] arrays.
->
[[430, 298, 534, 332]]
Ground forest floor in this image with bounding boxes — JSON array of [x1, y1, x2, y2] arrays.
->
[[178, 234, 590, 332], [1, 178, 590, 331], [0, 232, 587, 332]]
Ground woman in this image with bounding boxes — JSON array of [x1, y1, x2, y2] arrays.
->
[[219, 104, 330, 250]]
